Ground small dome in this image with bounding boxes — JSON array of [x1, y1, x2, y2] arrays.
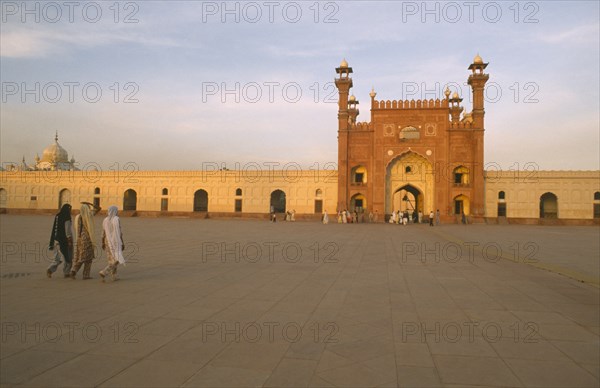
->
[[340, 58, 348, 68], [349, 94, 356, 102], [474, 54, 483, 64], [452, 92, 460, 99], [444, 88, 451, 97], [369, 87, 376, 98]]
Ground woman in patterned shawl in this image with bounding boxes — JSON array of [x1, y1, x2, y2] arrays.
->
[[70, 202, 100, 279]]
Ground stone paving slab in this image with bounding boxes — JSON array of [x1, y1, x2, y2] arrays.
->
[[1, 215, 599, 387]]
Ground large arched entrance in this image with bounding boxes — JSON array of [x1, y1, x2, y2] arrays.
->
[[270, 190, 286, 213], [385, 152, 433, 215], [59, 188, 71, 209], [194, 190, 209, 212], [392, 185, 423, 214], [123, 189, 137, 211], [539, 192, 558, 218]]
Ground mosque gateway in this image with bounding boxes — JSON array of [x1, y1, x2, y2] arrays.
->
[[1, 56, 599, 223]]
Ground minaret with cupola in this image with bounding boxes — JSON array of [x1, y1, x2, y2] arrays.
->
[[468, 54, 489, 129], [335, 59, 354, 211], [467, 54, 489, 217], [448, 91, 464, 124]]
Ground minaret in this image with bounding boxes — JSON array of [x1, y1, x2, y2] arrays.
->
[[335, 59, 353, 131], [335, 59, 353, 211], [448, 91, 464, 124], [467, 54, 489, 129], [348, 94, 359, 124], [369, 87, 376, 121], [467, 54, 489, 217]]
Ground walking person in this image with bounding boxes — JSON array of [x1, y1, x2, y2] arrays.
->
[[47, 204, 73, 278], [429, 210, 434, 226], [70, 202, 100, 279], [322, 210, 329, 224], [100, 206, 126, 281]]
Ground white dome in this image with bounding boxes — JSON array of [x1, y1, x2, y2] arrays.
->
[[41, 134, 68, 163]]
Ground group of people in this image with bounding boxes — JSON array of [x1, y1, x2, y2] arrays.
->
[[389, 209, 441, 226], [336, 209, 373, 224], [47, 203, 126, 282], [270, 209, 297, 222]]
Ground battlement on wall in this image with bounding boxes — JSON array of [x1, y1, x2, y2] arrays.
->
[[450, 121, 473, 129], [373, 99, 449, 110], [349, 122, 372, 131]]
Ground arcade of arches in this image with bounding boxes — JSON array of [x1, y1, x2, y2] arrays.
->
[[0, 57, 598, 223]]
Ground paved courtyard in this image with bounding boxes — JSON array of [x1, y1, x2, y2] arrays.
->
[[1, 214, 599, 387]]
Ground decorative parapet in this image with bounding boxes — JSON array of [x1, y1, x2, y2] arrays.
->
[[484, 170, 600, 180], [349, 122, 372, 131], [450, 121, 474, 129], [373, 99, 448, 110]]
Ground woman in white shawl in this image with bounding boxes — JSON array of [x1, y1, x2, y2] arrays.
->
[[322, 210, 329, 224], [70, 202, 100, 279], [100, 206, 125, 281]]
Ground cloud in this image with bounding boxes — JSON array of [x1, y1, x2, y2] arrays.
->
[[537, 23, 600, 44], [0, 22, 193, 59]]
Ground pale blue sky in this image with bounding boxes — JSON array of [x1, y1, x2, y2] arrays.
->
[[1, 1, 599, 170]]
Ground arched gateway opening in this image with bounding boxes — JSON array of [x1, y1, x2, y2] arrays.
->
[[385, 152, 433, 216], [270, 190, 286, 213], [539, 192, 558, 218], [194, 190, 209, 212], [392, 185, 423, 214]]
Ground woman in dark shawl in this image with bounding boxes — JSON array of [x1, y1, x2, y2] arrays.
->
[[47, 204, 73, 278]]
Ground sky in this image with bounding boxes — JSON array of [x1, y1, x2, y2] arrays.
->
[[1, 0, 599, 171]]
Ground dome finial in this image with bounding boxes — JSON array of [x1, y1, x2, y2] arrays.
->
[[55, 131, 59, 143], [369, 87, 376, 98]]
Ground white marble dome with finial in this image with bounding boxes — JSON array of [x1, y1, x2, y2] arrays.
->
[[36, 133, 76, 170]]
